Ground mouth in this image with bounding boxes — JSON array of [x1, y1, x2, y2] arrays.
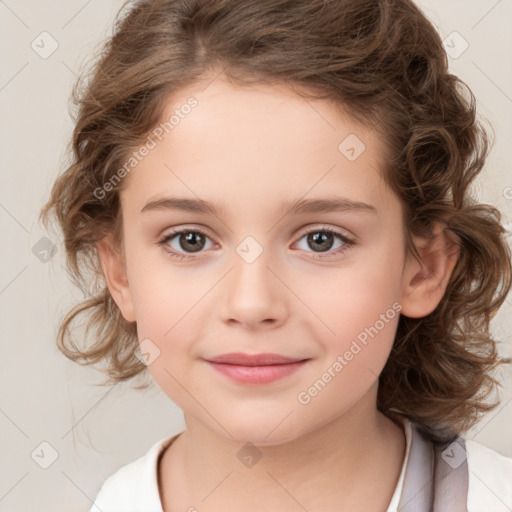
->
[[203, 353, 310, 385]]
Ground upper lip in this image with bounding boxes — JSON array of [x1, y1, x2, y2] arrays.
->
[[204, 353, 309, 366]]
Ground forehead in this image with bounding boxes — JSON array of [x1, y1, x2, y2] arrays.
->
[[121, 76, 397, 220]]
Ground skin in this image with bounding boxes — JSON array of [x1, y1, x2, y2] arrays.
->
[[98, 74, 459, 512]]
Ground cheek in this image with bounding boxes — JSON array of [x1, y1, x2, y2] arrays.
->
[[295, 272, 402, 419], [313, 291, 399, 394], [126, 247, 201, 338], [295, 252, 404, 401], [127, 263, 211, 388], [304, 256, 403, 342]]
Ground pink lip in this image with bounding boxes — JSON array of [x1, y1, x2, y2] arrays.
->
[[203, 353, 310, 385], [206, 352, 306, 365]]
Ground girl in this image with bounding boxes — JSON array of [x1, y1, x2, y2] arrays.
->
[[39, 0, 512, 510]]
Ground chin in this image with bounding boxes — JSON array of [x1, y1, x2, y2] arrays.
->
[[215, 414, 307, 447]]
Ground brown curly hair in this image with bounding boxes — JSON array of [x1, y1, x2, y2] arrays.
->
[[39, 0, 511, 444]]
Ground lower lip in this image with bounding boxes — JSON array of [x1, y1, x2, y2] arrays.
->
[[205, 360, 308, 385]]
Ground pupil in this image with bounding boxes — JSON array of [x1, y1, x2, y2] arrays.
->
[[308, 232, 333, 252], [181, 232, 204, 252]]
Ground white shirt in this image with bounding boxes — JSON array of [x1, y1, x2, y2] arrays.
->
[[89, 417, 512, 512]]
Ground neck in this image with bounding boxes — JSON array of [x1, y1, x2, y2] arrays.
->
[[159, 384, 406, 512]]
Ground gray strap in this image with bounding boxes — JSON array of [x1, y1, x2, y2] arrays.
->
[[432, 436, 469, 511], [397, 423, 435, 511], [397, 423, 469, 511]]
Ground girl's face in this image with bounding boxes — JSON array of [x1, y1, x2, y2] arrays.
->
[[103, 76, 425, 444]]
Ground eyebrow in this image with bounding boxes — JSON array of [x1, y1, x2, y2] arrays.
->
[[140, 195, 378, 217]]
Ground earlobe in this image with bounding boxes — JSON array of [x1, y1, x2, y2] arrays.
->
[[96, 236, 136, 323], [400, 222, 461, 319]]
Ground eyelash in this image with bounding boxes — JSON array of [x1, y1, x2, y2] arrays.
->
[[156, 226, 356, 261]]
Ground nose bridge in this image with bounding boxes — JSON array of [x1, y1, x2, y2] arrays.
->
[[219, 233, 287, 326], [230, 234, 275, 295]]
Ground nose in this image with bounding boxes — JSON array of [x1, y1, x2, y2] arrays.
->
[[218, 249, 288, 330]]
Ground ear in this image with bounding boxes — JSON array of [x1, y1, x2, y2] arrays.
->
[[399, 222, 461, 318], [96, 235, 136, 323]]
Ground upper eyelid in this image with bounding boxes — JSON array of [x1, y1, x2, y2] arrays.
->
[[162, 223, 353, 236], [161, 224, 355, 245]]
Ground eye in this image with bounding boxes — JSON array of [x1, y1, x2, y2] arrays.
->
[[157, 227, 214, 260], [294, 227, 355, 259], [157, 225, 356, 261]]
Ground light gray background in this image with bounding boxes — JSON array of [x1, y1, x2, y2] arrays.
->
[[1, 1, 511, 511]]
